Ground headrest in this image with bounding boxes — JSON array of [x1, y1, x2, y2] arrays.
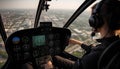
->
[[104, 0, 120, 7]]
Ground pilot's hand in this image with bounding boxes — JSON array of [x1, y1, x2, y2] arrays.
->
[[69, 38, 83, 45], [40, 56, 54, 69], [52, 56, 75, 69], [22, 61, 53, 69], [44, 61, 54, 69]]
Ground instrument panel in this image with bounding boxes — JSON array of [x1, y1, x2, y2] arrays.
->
[[5, 26, 71, 68]]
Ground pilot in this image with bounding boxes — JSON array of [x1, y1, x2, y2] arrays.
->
[[52, 0, 120, 69]]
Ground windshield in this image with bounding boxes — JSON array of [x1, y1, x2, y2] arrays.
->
[[0, 0, 38, 67], [0, 0, 99, 67]]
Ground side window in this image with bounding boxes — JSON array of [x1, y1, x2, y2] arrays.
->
[[65, 10, 93, 58], [0, 36, 7, 68], [0, 1, 38, 68]]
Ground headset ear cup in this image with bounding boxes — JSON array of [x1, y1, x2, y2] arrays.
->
[[89, 14, 98, 29], [89, 14, 104, 29], [89, 15, 96, 28], [89, 2, 104, 29]]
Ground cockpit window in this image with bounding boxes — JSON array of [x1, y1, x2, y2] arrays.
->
[[41, 0, 83, 27], [0, 0, 39, 36], [66, 9, 92, 58], [0, 36, 7, 68], [0, 0, 39, 67]]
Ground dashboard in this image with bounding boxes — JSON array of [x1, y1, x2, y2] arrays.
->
[[3, 22, 71, 69]]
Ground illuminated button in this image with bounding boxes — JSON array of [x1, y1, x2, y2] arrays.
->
[[54, 34, 60, 39], [55, 47, 61, 54], [14, 54, 21, 61], [54, 40, 60, 46], [12, 37, 20, 44], [22, 36, 29, 43], [24, 52, 30, 59], [33, 50, 39, 57], [49, 48, 54, 54], [49, 41, 54, 47], [22, 44, 29, 51], [13, 45, 21, 52], [48, 34, 54, 40]]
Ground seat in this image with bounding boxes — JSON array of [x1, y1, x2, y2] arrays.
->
[[98, 39, 120, 69]]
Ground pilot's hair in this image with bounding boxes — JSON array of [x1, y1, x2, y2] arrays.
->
[[100, 1, 120, 30], [92, 0, 120, 31]]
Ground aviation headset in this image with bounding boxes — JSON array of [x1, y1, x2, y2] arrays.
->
[[89, 1, 104, 30], [89, 0, 120, 31]]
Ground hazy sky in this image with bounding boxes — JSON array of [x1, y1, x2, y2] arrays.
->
[[0, 0, 86, 9], [0, 0, 100, 10], [49, 0, 83, 9], [0, 0, 39, 9]]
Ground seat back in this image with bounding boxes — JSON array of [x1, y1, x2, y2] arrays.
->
[[98, 39, 120, 69]]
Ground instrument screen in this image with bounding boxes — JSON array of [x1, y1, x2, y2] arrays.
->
[[32, 35, 46, 46]]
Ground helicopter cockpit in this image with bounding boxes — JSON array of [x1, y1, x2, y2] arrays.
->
[[0, 0, 120, 69]]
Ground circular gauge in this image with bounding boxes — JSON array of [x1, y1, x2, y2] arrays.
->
[[12, 37, 20, 44]]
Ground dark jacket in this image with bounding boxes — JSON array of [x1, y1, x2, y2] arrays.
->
[[79, 36, 119, 69]]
